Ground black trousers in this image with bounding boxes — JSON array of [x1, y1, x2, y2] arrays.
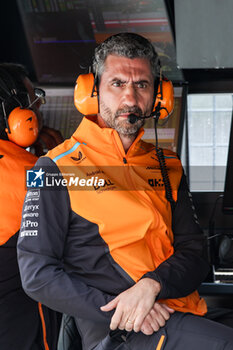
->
[[0, 289, 61, 350], [0, 290, 43, 350], [94, 311, 233, 350]]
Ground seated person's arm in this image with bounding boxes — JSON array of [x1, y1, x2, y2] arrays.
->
[[17, 157, 113, 325]]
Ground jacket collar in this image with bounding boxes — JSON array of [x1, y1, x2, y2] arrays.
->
[[72, 115, 145, 158]]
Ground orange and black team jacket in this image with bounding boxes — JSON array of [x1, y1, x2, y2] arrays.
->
[[0, 140, 38, 349], [0, 140, 60, 350], [18, 115, 210, 350]]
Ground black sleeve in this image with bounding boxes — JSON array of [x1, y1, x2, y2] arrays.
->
[[17, 156, 113, 325], [141, 171, 210, 300]]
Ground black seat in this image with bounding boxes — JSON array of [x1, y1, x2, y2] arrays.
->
[[57, 314, 82, 350]]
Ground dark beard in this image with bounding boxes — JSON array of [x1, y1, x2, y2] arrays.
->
[[100, 103, 145, 136]]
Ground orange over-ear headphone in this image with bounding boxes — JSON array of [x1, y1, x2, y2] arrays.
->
[[5, 106, 39, 148], [74, 70, 174, 120], [0, 68, 39, 148], [153, 76, 174, 120]]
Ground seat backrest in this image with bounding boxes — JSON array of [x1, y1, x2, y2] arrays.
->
[[57, 314, 83, 350]]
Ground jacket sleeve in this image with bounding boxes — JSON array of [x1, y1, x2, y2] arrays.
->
[[17, 156, 113, 325], [141, 171, 210, 300]]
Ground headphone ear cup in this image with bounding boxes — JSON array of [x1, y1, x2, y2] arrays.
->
[[6, 106, 39, 147], [153, 79, 174, 120], [74, 73, 98, 115]]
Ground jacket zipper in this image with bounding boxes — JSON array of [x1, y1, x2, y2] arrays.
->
[[111, 133, 164, 223]]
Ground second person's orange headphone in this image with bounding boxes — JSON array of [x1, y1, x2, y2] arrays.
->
[[0, 68, 39, 148]]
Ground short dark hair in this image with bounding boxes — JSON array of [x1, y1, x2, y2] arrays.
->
[[93, 33, 159, 80], [0, 63, 28, 140]]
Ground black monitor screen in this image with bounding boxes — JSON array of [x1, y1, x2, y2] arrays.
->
[[222, 111, 233, 214], [16, 0, 183, 84], [17, 2, 96, 83]]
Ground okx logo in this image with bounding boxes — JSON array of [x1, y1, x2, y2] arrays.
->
[[27, 168, 45, 188]]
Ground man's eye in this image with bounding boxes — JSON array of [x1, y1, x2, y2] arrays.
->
[[112, 81, 121, 87], [137, 82, 147, 89]]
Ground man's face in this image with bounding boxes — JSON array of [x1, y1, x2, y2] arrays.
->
[[98, 55, 154, 136]]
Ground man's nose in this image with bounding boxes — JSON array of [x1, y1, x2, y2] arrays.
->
[[122, 84, 138, 106]]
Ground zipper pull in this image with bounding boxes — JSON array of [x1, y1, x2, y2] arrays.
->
[[123, 157, 127, 164]]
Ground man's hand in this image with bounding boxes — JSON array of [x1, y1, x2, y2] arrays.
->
[[140, 303, 174, 335], [100, 278, 161, 333]]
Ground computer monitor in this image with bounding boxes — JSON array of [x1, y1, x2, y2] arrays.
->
[[16, 1, 96, 83], [16, 0, 183, 83], [222, 111, 233, 214]]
